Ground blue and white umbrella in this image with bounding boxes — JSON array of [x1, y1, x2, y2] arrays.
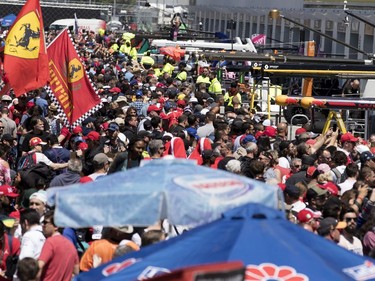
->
[[76, 203, 375, 281], [48, 158, 281, 228]]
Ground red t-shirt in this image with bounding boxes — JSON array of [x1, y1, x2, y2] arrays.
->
[[39, 234, 79, 281]]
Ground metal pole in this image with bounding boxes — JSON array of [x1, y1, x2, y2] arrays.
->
[[113, 0, 116, 19], [345, 10, 375, 29], [137, 0, 140, 30]]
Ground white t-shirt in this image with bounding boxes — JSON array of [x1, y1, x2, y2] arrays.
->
[[339, 178, 357, 195], [338, 235, 363, 255], [19, 225, 46, 260]]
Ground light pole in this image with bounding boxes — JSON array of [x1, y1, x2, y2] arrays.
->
[[269, 9, 371, 58]]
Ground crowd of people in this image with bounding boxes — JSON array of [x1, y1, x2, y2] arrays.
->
[[0, 27, 373, 280]]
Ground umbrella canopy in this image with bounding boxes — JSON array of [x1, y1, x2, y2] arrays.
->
[[49, 158, 280, 228], [0, 14, 16, 27], [75, 203, 375, 281], [159, 46, 185, 61]]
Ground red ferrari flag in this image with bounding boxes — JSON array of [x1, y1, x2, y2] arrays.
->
[[46, 29, 102, 127], [4, 0, 49, 97]]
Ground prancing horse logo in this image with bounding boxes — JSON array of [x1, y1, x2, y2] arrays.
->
[[68, 58, 84, 83], [4, 11, 41, 59], [12, 23, 40, 51]]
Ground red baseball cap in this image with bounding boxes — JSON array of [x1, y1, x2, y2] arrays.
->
[[29, 137, 47, 147], [321, 182, 339, 196], [297, 209, 320, 223], [147, 105, 162, 113], [78, 142, 88, 150], [109, 87, 121, 93], [263, 126, 277, 138], [0, 185, 18, 197], [341, 132, 359, 143], [72, 126, 83, 134], [295, 128, 307, 136], [84, 131, 100, 141]]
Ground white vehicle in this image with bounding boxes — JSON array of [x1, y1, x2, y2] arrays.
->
[[49, 18, 106, 34], [151, 37, 257, 53]]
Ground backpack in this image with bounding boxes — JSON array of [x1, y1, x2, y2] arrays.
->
[[332, 167, 348, 184], [17, 152, 36, 171]]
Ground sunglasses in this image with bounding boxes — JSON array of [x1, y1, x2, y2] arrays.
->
[[345, 217, 357, 222]]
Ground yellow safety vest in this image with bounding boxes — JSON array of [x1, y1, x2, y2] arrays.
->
[[208, 78, 222, 95]]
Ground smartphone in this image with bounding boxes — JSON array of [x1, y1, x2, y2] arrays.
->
[[333, 124, 337, 131], [219, 106, 225, 115]]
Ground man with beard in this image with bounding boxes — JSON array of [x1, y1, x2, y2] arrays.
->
[[338, 209, 363, 255]]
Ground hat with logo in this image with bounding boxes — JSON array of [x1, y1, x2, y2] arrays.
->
[[0, 185, 18, 197], [340, 132, 358, 143], [317, 217, 347, 236], [320, 182, 339, 196], [297, 209, 320, 223], [107, 122, 120, 132], [360, 151, 375, 163], [84, 131, 100, 141], [29, 137, 47, 147]]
